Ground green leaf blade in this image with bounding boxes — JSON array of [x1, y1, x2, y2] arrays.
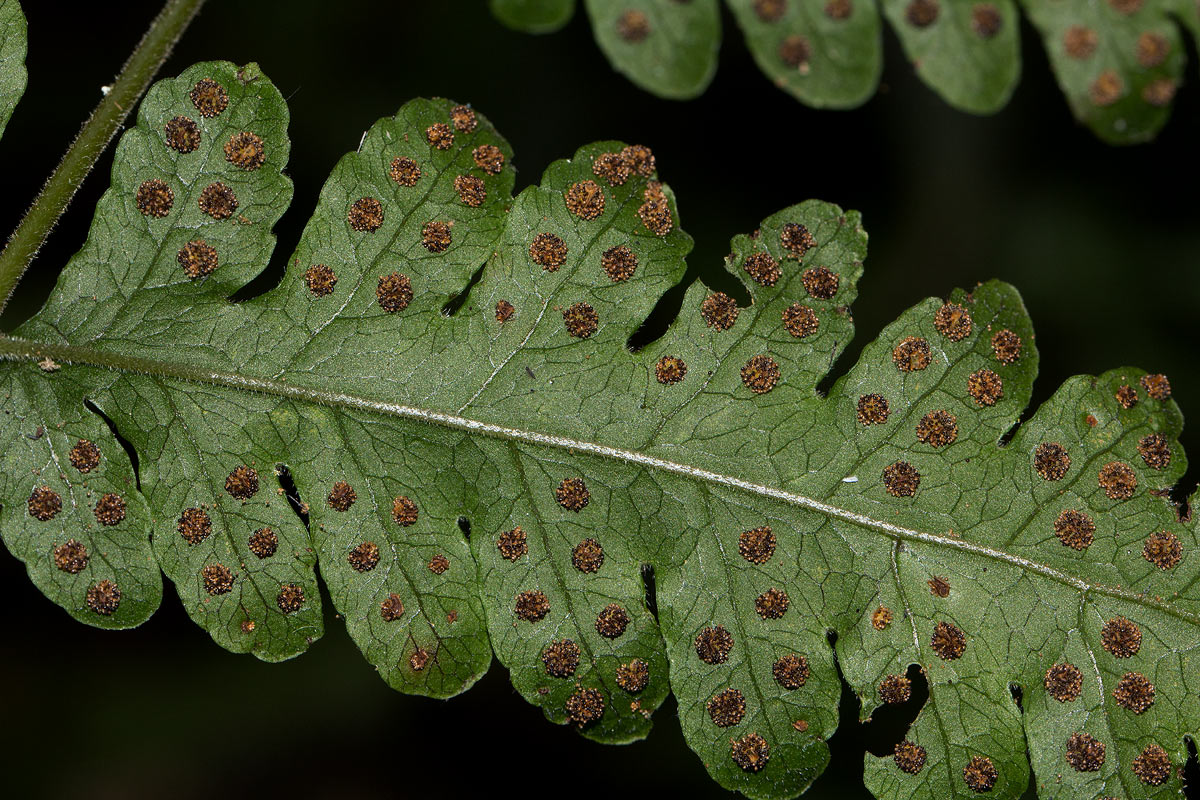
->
[[490, 0, 576, 33], [0, 0, 26, 138]]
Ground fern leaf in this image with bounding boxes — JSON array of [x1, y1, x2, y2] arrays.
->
[[0, 0, 26, 138]]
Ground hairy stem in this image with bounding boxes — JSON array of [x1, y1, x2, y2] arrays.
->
[[0, 0, 207, 317]]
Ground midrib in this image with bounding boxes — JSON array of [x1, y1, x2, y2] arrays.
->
[[1, 331, 1195, 628]]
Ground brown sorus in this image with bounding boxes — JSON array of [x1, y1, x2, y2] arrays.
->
[[473, 144, 505, 175], [968, 368, 1003, 406], [934, 302, 972, 341], [707, 688, 746, 727], [773, 653, 809, 689], [731, 733, 770, 773], [556, 478, 590, 511], [893, 336, 931, 372], [1098, 461, 1137, 500], [563, 302, 599, 338], [1034, 442, 1071, 481], [410, 647, 430, 671], [1053, 509, 1095, 551], [931, 620, 966, 660], [621, 144, 655, 177], [1138, 433, 1171, 470], [780, 222, 816, 257], [1143, 531, 1182, 570], [572, 538, 604, 573], [348, 541, 381, 572], [225, 465, 259, 500], [971, 3, 1002, 38], [497, 526, 527, 561], [883, 461, 920, 498], [565, 180, 605, 220], [601, 244, 638, 281], [755, 588, 790, 619], [595, 603, 630, 638], [202, 563, 234, 596], [380, 592, 405, 621], [1109, 0, 1144, 14], [638, 190, 673, 236], [962, 755, 997, 792], [1141, 373, 1171, 400], [53, 539, 89, 574], [1115, 384, 1138, 409], [304, 264, 337, 296], [1113, 671, 1155, 713], [495, 299, 515, 323], [1089, 70, 1124, 107], [277, 583, 304, 613], [857, 393, 889, 426], [916, 410, 958, 448], [94, 494, 126, 526], [190, 78, 228, 117], [871, 605, 893, 630], [1131, 743, 1171, 786], [544, 642, 580, 681], [753, 0, 786, 22], [86, 579, 121, 616], [164, 115, 200, 153], [422, 220, 452, 252], [345, 197, 383, 232], [701, 292, 739, 330], [390, 156, 421, 186], [392, 495, 418, 526], [248, 527, 278, 559], [529, 232, 568, 271], [177, 507, 212, 545], [655, 355, 687, 385], [566, 687, 605, 726], [1136, 31, 1169, 69], [27, 486, 62, 521], [739, 526, 776, 564], [779, 35, 811, 67], [928, 576, 950, 598], [454, 174, 487, 207], [592, 152, 631, 186], [741, 354, 781, 394], [177, 240, 218, 279], [136, 179, 174, 218], [695, 624, 734, 664], [224, 131, 265, 170], [905, 0, 940, 27], [543, 639, 581, 678], [1143, 78, 1178, 107], [69, 439, 101, 473], [1101, 616, 1141, 658], [1044, 662, 1083, 702], [616, 659, 650, 693], [782, 303, 819, 338], [616, 9, 650, 42], [449, 104, 477, 133], [327, 481, 357, 511], [894, 741, 927, 774], [198, 182, 238, 220], [879, 674, 911, 704], [426, 123, 453, 150], [428, 554, 449, 575], [802, 266, 838, 299], [377, 272, 414, 313], [990, 329, 1021, 364], [1064, 26, 1098, 60], [743, 251, 780, 287], [514, 589, 551, 622]]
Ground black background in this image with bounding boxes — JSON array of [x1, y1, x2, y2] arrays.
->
[[1, 2, 1197, 798]]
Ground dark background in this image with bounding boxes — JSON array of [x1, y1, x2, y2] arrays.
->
[[1, 1, 1197, 798]]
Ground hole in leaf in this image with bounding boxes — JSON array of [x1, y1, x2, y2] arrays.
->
[[83, 399, 140, 490], [1009, 682, 1024, 713], [457, 516, 471, 539], [641, 563, 658, 622], [443, 261, 487, 317], [1182, 736, 1198, 797], [862, 664, 928, 757], [276, 464, 308, 528]]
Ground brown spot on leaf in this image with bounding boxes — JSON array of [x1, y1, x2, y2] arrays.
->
[[1065, 733, 1105, 772], [454, 174, 487, 207], [655, 355, 687, 385], [1143, 78, 1178, 107], [529, 232, 567, 272], [495, 299, 515, 323], [572, 538, 604, 573], [916, 410, 958, 448], [894, 741, 927, 774], [931, 620, 966, 660], [1141, 373, 1171, 400], [1131, 743, 1171, 786], [1090, 70, 1124, 107], [695, 625, 734, 664], [224, 131, 265, 170], [391, 495, 418, 526], [893, 336, 931, 372], [596, 603, 630, 638], [616, 9, 650, 42], [565, 180, 605, 220], [880, 674, 911, 704], [69, 439, 101, 473], [872, 605, 893, 630], [248, 527, 277, 559], [177, 507, 211, 545], [422, 220, 452, 252], [563, 302, 599, 338], [753, 0, 786, 22], [905, 0, 939, 27], [934, 303, 972, 341], [27, 486, 62, 521], [497, 527, 527, 561], [1113, 671, 1155, 713], [376, 272, 414, 313], [202, 563, 234, 596], [1098, 461, 1137, 500], [755, 588, 790, 619], [1115, 384, 1138, 409], [1138, 433, 1171, 470], [962, 756, 997, 793], [739, 526, 776, 564], [621, 144, 656, 177], [968, 368, 1003, 406], [883, 461, 920, 498], [743, 251, 780, 287], [1143, 531, 1182, 570], [773, 653, 809, 689], [190, 78, 227, 117], [1044, 662, 1082, 702], [928, 576, 950, 598], [515, 590, 551, 622], [542, 639, 580, 678], [304, 264, 337, 296], [731, 733, 770, 772], [199, 182, 238, 220], [428, 554, 449, 575], [86, 579, 121, 615], [566, 687, 604, 727], [971, 3, 1002, 38], [473, 144, 505, 175], [1053, 509, 1095, 551], [707, 688, 746, 727], [780, 222, 816, 258], [601, 244, 638, 281], [1101, 616, 1141, 658], [94, 493, 126, 526], [701, 292, 739, 330], [449, 105, 477, 133], [53, 539, 89, 573], [327, 481, 357, 512], [990, 329, 1021, 364], [592, 152, 631, 186], [136, 179, 173, 218], [390, 156, 421, 186], [556, 478, 590, 512], [225, 466, 259, 500], [1110, 0, 1144, 14], [1064, 26, 1098, 60], [164, 115, 200, 153], [410, 648, 430, 671], [638, 184, 673, 235], [277, 583, 304, 613], [380, 593, 404, 621], [802, 266, 838, 299], [782, 303, 819, 338], [348, 541, 380, 572], [426, 123, 453, 150], [779, 35, 811, 67], [857, 394, 889, 426], [741, 354, 780, 394], [1035, 443, 1071, 481], [177, 240, 218, 279], [1136, 31, 1169, 68], [616, 659, 649, 693]]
